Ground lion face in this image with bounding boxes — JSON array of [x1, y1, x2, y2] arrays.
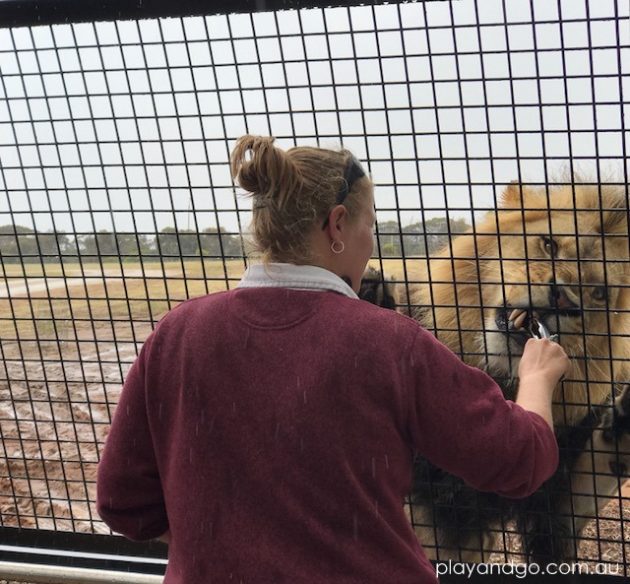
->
[[414, 182, 630, 425]]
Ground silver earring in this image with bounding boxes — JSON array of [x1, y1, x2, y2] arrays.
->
[[331, 240, 345, 254]]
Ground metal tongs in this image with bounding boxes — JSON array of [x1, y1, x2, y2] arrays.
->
[[528, 316, 559, 343]]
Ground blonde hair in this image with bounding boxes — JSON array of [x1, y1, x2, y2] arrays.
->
[[230, 135, 370, 264]]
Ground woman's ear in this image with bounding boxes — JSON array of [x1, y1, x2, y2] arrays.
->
[[325, 204, 348, 239]]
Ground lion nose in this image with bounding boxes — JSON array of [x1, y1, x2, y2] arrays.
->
[[549, 282, 579, 310]]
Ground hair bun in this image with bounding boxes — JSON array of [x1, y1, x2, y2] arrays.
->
[[230, 135, 301, 207]]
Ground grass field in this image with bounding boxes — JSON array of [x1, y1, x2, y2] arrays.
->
[[0, 257, 426, 281], [0, 259, 246, 341], [0, 258, 430, 342]]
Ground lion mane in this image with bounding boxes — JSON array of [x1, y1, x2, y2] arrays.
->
[[411, 181, 630, 427]]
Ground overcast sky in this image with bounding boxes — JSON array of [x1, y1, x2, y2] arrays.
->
[[0, 0, 628, 235]]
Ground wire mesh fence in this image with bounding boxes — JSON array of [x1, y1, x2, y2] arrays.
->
[[0, 0, 629, 575]]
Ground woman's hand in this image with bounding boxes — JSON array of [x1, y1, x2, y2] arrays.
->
[[516, 338, 571, 429], [519, 337, 571, 389]]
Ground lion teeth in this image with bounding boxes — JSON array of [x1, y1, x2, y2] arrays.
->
[[508, 308, 522, 322], [513, 311, 528, 329], [508, 308, 528, 330]]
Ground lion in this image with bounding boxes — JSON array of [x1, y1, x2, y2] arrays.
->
[[413, 181, 630, 427], [361, 181, 630, 563]]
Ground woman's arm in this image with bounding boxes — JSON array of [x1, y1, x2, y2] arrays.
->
[[96, 332, 169, 541], [406, 328, 567, 499], [516, 337, 570, 429]]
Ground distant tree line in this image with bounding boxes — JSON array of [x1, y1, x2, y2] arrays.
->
[[376, 216, 470, 257], [0, 216, 470, 263], [0, 225, 244, 263]]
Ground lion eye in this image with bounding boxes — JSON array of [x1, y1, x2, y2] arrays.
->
[[592, 286, 608, 302], [542, 236, 558, 257]]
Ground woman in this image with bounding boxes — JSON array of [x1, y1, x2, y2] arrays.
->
[[97, 135, 570, 583]]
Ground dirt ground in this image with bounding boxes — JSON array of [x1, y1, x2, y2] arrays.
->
[[0, 333, 150, 535]]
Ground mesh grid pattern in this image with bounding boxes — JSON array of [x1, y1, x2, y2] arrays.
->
[[0, 0, 629, 571]]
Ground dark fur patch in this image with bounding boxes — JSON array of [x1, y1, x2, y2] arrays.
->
[[412, 415, 597, 563], [358, 267, 397, 309], [413, 389, 630, 563], [600, 386, 630, 443]]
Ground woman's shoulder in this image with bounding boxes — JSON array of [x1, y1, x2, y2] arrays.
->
[[154, 289, 233, 329], [333, 294, 423, 340]]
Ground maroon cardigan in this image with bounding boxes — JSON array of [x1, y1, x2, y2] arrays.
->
[[97, 287, 558, 583]]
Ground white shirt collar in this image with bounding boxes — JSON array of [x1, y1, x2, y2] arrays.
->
[[237, 263, 358, 299]]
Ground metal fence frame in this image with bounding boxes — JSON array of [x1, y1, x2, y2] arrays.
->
[[1, 0, 629, 580]]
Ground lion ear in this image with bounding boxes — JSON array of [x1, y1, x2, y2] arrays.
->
[[500, 181, 525, 209]]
